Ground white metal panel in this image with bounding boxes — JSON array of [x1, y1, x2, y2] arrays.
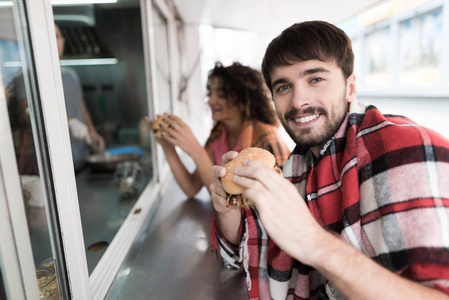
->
[[146, 0, 178, 185], [23, 0, 92, 298], [0, 64, 39, 300], [173, 0, 388, 36], [149, 1, 164, 183]]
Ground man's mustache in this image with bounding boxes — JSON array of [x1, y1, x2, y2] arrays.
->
[[284, 107, 326, 119]]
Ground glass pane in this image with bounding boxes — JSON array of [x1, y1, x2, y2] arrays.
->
[[398, 8, 443, 86], [1, 1, 67, 299], [152, 4, 172, 115], [52, 2, 152, 274], [363, 26, 391, 87]]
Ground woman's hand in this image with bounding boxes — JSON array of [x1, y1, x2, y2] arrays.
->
[[157, 114, 202, 156], [144, 115, 173, 149]]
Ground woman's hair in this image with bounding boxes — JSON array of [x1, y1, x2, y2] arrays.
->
[[262, 21, 354, 93], [206, 62, 278, 126]]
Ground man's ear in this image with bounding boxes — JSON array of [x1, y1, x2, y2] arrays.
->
[[346, 74, 357, 103]]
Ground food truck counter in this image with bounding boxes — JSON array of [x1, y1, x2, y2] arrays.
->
[[106, 176, 248, 299]]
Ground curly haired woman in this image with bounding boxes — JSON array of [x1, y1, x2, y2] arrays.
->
[[146, 62, 290, 198]]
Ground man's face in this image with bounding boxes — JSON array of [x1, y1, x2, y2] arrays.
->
[[271, 59, 356, 156]]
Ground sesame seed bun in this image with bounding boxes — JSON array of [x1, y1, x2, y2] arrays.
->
[[222, 147, 277, 195]]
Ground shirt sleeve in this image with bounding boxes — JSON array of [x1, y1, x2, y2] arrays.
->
[[211, 213, 242, 270]]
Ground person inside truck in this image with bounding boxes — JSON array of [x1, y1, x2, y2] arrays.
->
[[55, 23, 105, 170]]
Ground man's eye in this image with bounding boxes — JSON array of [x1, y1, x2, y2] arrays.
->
[[310, 77, 323, 83], [277, 85, 290, 93]]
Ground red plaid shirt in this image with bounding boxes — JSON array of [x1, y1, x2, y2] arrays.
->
[[213, 102, 449, 299]]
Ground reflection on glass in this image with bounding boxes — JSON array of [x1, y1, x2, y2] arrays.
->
[[363, 26, 391, 87], [52, 2, 152, 273], [399, 8, 442, 86], [0, 3, 65, 299]]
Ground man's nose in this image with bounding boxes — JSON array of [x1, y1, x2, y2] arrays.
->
[[291, 85, 310, 109]]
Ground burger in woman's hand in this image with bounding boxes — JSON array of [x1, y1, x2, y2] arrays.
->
[[151, 113, 169, 138], [221, 147, 282, 208]]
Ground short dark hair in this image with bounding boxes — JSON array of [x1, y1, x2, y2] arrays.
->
[[261, 21, 354, 93]]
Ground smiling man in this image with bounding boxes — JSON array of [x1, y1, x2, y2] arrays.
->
[[270, 60, 354, 155], [210, 21, 449, 299]]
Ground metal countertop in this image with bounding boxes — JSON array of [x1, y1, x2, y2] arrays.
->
[[106, 177, 248, 300]]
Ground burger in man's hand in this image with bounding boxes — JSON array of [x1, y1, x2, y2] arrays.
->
[[221, 147, 282, 208]]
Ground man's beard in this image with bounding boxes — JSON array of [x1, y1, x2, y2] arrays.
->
[[278, 92, 348, 150]]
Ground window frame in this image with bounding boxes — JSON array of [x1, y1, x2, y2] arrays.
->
[[0, 0, 181, 299]]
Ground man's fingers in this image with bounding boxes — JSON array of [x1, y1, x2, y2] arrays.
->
[[210, 165, 226, 178], [210, 165, 226, 202], [221, 151, 238, 166], [210, 182, 227, 199], [210, 164, 234, 213], [233, 174, 263, 191], [235, 159, 276, 181], [233, 159, 285, 194]]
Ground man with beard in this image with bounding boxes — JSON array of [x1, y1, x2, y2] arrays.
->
[[210, 21, 449, 299]]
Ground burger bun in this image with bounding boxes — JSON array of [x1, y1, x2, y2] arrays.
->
[[222, 147, 277, 195], [152, 113, 168, 138]]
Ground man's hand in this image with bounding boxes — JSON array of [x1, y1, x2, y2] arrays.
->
[[232, 159, 325, 265], [89, 129, 105, 150], [210, 151, 241, 245], [210, 151, 239, 214]]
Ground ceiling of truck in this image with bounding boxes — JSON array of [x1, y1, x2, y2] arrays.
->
[[172, 0, 387, 36]]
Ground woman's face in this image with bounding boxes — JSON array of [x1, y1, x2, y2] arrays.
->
[[207, 77, 242, 123]]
